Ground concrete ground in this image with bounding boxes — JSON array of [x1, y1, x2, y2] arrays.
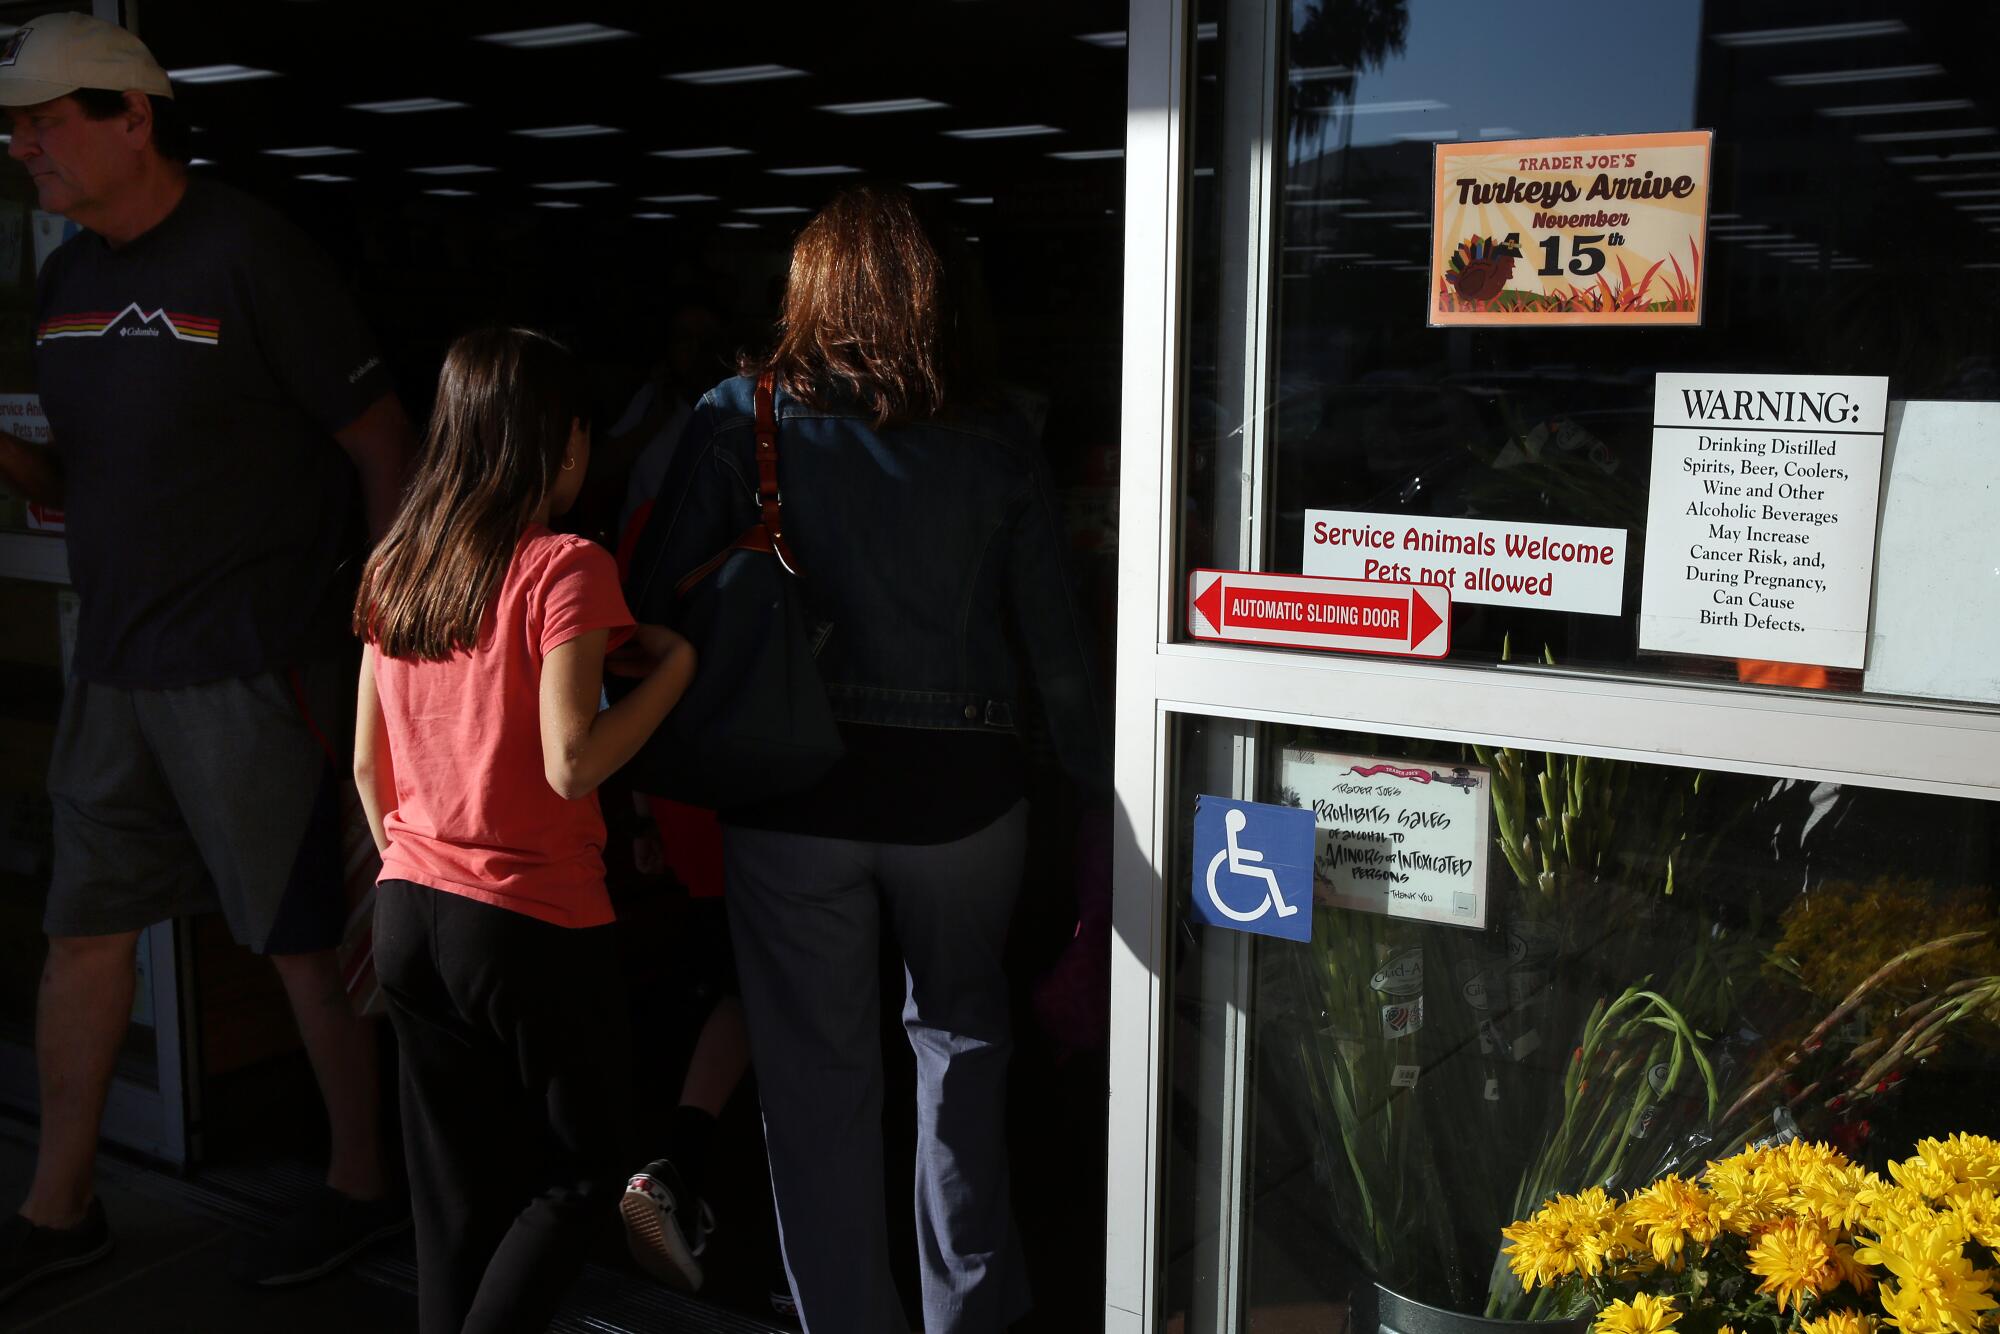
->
[[0, 1124, 782, 1333]]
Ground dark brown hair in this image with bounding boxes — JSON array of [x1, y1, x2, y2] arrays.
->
[[72, 88, 189, 162], [355, 327, 585, 660], [759, 185, 991, 427]]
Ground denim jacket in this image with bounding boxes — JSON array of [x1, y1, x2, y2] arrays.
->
[[628, 374, 1107, 788]]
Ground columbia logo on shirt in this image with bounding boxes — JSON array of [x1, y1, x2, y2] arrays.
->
[[37, 301, 222, 346]]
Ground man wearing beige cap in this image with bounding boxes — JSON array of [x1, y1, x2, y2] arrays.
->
[[0, 12, 416, 1305]]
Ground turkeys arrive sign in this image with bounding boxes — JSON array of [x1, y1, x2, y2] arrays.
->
[[1427, 130, 1712, 328]]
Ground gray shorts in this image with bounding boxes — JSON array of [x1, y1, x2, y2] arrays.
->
[[44, 658, 354, 955]]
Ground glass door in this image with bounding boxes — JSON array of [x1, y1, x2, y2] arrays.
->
[[1108, 2, 2000, 1330]]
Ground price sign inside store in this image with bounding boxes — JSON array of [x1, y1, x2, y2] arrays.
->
[[1428, 130, 1712, 329]]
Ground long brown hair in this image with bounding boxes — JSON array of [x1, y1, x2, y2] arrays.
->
[[355, 327, 585, 660], [761, 185, 991, 427]]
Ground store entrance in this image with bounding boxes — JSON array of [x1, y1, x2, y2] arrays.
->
[[32, 1, 1128, 1327]]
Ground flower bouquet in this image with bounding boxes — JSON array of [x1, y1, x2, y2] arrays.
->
[[1272, 727, 2000, 1325], [1501, 1135, 2000, 1333]]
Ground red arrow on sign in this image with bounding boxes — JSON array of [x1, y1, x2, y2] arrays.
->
[[1188, 569, 1450, 658]]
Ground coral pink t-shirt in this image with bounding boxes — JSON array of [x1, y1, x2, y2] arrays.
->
[[373, 527, 634, 927]]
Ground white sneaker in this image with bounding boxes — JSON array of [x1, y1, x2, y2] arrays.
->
[[619, 1159, 713, 1292]]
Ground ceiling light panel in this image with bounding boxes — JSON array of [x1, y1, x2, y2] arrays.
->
[[654, 146, 752, 159], [767, 165, 862, 176], [1049, 148, 1123, 161], [1887, 150, 2000, 163], [721, 222, 760, 230], [1819, 99, 1975, 117], [1713, 20, 1906, 46], [669, 64, 806, 86], [1309, 99, 1448, 117], [1858, 127, 1996, 143], [535, 201, 583, 210], [736, 206, 811, 215], [264, 146, 357, 158], [819, 98, 948, 115], [641, 194, 718, 203], [478, 23, 631, 49], [534, 180, 616, 190], [1772, 63, 1942, 86], [634, 212, 674, 220], [514, 125, 623, 139], [944, 125, 1061, 140], [168, 64, 279, 84], [906, 181, 957, 190], [408, 164, 495, 175], [348, 97, 466, 114], [296, 173, 350, 183], [423, 188, 475, 197]]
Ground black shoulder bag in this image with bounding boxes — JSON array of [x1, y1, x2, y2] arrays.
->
[[623, 372, 844, 809]]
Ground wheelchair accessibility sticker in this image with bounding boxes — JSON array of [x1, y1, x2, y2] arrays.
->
[[1191, 796, 1315, 943]]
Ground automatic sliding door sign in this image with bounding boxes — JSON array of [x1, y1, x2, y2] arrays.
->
[[1187, 569, 1451, 658], [1191, 796, 1316, 942]]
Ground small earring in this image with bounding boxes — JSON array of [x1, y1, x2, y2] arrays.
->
[[561, 456, 576, 471]]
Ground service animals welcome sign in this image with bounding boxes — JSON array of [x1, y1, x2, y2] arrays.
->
[[1429, 130, 1712, 328]]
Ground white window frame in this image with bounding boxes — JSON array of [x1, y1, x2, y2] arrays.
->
[[1103, 2, 2000, 1329]]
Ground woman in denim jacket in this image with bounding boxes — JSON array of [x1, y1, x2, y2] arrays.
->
[[630, 187, 1105, 1333]]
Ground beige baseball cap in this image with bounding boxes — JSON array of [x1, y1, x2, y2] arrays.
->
[[0, 12, 173, 107]]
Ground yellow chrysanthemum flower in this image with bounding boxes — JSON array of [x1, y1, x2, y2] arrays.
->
[[1856, 1216, 1998, 1334], [1622, 1176, 1723, 1269], [1860, 1181, 1944, 1236], [1799, 1311, 1877, 1334], [1749, 1216, 1842, 1313], [1888, 1153, 1958, 1204], [1949, 1188, 2000, 1251], [1592, 1292, 1680, 1334], [1912, 1134, 2000, 1200], [1707, 1151, 1792, 1235], [1832, 1239, 1879, 1296], [1502, 1189, 1625, 1291], [1797, 1161, 1884, 1233]]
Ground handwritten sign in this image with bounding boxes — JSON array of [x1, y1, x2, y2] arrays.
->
[[1429, 130, 1711, 328], [1640, 373, 1888, 669], [1280, 748, 1490, 931]]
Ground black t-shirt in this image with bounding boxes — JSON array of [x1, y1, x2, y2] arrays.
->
[[34, 178, 394, 687]]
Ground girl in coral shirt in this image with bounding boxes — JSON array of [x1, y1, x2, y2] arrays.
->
[[351, 327, 694, 1334]]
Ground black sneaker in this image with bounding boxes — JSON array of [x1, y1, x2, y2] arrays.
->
[[619, 1158, 713, 1292], [0, 1199, 114, 1305], [228, 1186, 410, 1287]]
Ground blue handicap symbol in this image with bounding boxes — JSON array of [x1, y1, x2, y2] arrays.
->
[[1191, 796, 1315, 942]]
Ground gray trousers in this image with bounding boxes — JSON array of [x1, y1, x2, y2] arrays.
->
[[723, 802, 1032, 1334]]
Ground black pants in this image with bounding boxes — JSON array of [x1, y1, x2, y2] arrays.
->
[[375, 880, 632, 1334]]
